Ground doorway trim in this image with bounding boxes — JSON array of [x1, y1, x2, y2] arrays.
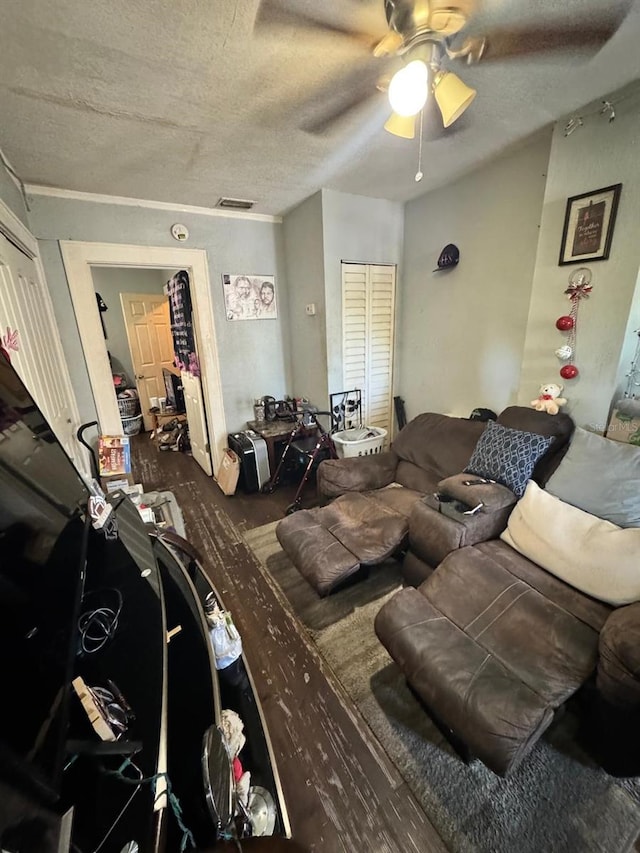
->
[[60, 241, 226, 473]]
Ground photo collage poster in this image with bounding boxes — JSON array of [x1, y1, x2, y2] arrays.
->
[[222, 274, 277, 321]]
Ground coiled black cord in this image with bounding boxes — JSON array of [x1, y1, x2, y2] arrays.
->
[[77, 588, 123, 654]]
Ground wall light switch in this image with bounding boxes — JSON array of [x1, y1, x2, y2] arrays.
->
[[305, 303, 316, 316]]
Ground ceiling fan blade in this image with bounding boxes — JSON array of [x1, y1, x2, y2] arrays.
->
[[254, 0, 388, 46], [384, 112, 416, 139], [301, 89, 384, 135], [473, 12, 630, 62], [297, 62, 388, 135]]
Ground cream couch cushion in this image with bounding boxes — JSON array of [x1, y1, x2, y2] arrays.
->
[[501, 481, 640, 606]]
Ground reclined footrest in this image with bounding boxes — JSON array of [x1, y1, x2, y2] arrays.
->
[[374, 586, 555, 776], [276, 510, 360, 597]]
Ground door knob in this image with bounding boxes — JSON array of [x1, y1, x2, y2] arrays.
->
[[136, 374, 145, 379]]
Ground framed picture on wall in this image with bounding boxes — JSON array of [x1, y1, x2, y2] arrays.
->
[[558, 183, 622, 265], [222, 274, 277, 321]]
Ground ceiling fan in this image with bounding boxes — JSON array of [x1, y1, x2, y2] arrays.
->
[[255, 0, 630, 139]]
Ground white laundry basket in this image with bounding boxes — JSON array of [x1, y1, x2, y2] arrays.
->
[[332, 426, 387, 458], [121, 414, 143, 436]]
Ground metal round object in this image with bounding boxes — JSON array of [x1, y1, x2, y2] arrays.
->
[[568, 267, 592, 287], [247, 786, 276, 837]]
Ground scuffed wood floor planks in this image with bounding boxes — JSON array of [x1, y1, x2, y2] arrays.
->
[[132, 438, 447, 853]]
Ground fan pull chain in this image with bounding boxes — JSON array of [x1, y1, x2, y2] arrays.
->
[[415, 108, 424, 182]]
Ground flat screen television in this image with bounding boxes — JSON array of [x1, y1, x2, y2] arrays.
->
[[0, 352, 90, 800], [0, 352, 167, 850], [162, 368, 185, 413]]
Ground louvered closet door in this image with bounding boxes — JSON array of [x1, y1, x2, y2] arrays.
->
[[342, 262, 396, 438]]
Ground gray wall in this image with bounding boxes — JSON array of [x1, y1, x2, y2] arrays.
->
[[400, 131, 552, 420], [282, 189, 404, 414], [282, 192, 326, 406], [92, 266, 169, 382], [0, 164, 28, 225], [321, 189, 404, 400], [27, 195, 290, 432], [518, 86, 640, 430]]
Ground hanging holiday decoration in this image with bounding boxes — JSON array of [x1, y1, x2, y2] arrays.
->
[[621, 329, 640, 401], [560, 364, 579, 380], [606, 330, 640, 445], [554, 268, 592, 380], [555, 344, 573, 361], [555, 316, 574, 331]]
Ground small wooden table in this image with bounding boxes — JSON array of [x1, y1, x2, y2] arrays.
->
[[150, 409, 187, 436], [246, 419, 317, 474]]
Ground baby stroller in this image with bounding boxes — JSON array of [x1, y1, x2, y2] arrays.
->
[[261, 409, 338, 515]]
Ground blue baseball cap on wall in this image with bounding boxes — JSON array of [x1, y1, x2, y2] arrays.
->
[[433, 244, 460, 272]]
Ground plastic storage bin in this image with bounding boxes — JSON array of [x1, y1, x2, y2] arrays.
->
[[332, 426, 387, 458]]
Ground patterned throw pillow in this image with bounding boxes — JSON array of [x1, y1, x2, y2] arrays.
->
[[464, 420, 555, 498]]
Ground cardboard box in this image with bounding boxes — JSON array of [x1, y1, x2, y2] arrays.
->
[[605, 408, 640, 445], [101, 472, 135, 493], [99, 435, 131, 475], [104, 477, 133, 494]]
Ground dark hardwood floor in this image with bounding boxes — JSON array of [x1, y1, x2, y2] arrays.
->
[[130, 436, 448, 853]]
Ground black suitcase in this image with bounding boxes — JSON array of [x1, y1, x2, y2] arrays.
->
[[227, 431, 269, 493]]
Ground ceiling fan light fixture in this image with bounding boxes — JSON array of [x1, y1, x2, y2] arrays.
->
[[384, 112, 416, 139], [388, 59, 429, 117], [432, 70, 476, 128]]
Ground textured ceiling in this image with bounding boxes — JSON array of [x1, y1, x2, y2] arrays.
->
[[1, 0, 639, 215]]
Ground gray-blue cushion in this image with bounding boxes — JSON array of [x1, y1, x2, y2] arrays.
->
[[545, 426, 640, 527], [464, 420, 554, 498]]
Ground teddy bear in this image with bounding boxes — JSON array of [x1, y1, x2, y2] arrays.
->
[[530, 383, 567, 415]]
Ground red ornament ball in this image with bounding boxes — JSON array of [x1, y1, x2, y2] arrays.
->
[[560, 364, 579, 380], [556, 315, 575, 331]]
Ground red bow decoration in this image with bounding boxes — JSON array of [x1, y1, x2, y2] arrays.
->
[[564, 281, 593, 301], [541, 394, 554, 400]]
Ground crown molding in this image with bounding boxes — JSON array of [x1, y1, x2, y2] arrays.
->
[[0, 197, 37, 258], [25, 184, 283, 224]]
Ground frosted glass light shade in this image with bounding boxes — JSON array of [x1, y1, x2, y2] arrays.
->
[[388, 60, 429, 117], [432, 70, 476, 128], [384, 112, 416, 139]]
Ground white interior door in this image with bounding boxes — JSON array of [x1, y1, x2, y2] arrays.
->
[[121, 292, 175, 431], [342, 262, 396, 438], [181, 370, 212, 475], [0, 232, 81, 465]]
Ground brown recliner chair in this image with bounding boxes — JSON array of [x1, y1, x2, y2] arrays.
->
[[400, 406, 574, 588], [275, 407, 573, 597], [375, 511, 640, 776]]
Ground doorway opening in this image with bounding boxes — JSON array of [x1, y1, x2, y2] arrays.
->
[[60, 242, 226, 478], [91, 266, 212, 475]]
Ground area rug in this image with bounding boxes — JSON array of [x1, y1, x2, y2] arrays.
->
[[243, 520, 640, 853]]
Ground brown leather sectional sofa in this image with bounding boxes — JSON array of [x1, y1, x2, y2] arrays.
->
[[276, 406, 572, 596], [277, 407, 640, 776], [374, 411, 638, 776]]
